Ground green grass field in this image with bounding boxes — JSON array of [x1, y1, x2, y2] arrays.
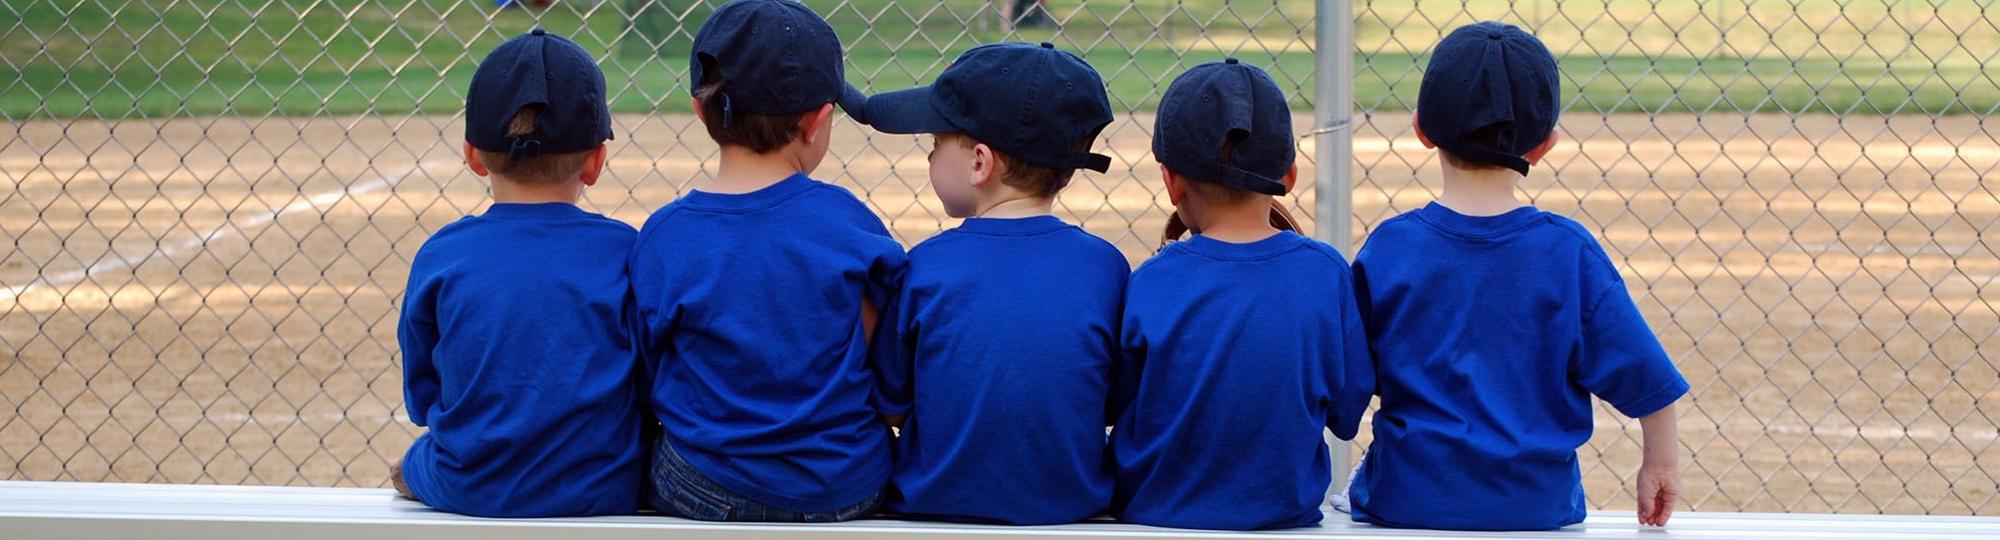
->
[[3, 0, 1996, 118]]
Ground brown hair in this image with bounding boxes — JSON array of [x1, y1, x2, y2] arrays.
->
[[938, 132, 1083, 197], [1182, 176, 1259, 205], [473, 105, 594, 183], [695, 78, 812, 153], [1172, 134, 1262, 205], [1438, 149, 1512, 171]]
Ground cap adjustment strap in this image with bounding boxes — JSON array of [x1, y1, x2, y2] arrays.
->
[[1207, 72, 1284, 194], [1218, 164, 1287, 195], [1073, 152, 1112, 173], [507, 135, 542, 162], [719, 91, 735, 128]]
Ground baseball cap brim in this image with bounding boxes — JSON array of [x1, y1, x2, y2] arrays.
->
[[838, 83, 873, 126], [862, 86, 960, 134]]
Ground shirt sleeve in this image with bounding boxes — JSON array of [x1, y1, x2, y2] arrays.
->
[[1326, 265, 1376, 440], [865, 231, 908, 311], [864, 231, 911, 416], [1575, 280, 1689, 418], [1108, 292, 1145, 426], [628, 239, 676, 407], [1101, 264, 1132, 428], [622, 283, 654, 396], [398, 272, 441, 428], [869, 285, 916, 417], [1350, 254, 1380, 341]]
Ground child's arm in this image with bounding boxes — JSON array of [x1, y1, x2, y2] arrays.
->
[[1106, 300, 1143, 428], [1327, 261, 1376, 440], [860, 298, 900, 428], [866, 292, 917, 430], [1573, 249, 1691, 527], [1636, 404, 1680, 526], [861, 230, 910, 429], [398, 279, 441, 427], [629, 245, 674, 410], [862, 298, 880, 347], [623, 287, 661, 416]]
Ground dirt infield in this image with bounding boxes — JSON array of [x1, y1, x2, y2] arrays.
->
[[2, 112, 1995, 515]]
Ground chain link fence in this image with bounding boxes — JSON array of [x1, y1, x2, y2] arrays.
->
[[1, 0, 1994, 516], [1344, 0, 2000, 515]]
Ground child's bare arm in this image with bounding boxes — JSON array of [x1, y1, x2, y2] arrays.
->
[[1636, 404, 1680, 526], [862, 297, 903, 430], [862, 298, 880, 346]]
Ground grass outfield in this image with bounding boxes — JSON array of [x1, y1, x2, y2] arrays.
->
[[3, 0, 1997, 119]]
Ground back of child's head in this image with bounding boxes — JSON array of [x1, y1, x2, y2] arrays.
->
[[1153, 58, 1295, 205], [464, 29, 613, 183], [929, 131, 1094, 197], [865, 42, 1115, 196], [689, 0, 872, 153], [1416, 21, 1560, 175]]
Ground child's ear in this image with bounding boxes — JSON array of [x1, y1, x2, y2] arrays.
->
[[968, 142, 997, 188], [1161, 165, 1186, 208], [690, 97, 707, 126], [1281, 163, 1299, 191], [1524, 129, 1560, 166], [464, 141, 491, 177], [798, 103, 836, 147], [578, 144, 609, 187], [1412, 111, 1436, 149]]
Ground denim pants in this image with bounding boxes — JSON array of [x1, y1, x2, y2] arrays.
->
[[649, 434, 881, 522]]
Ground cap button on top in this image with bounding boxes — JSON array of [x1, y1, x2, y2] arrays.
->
[[1225, 57, 1239, 65], [1040, 42, 1055, 49], [531, 28, 546, 36]]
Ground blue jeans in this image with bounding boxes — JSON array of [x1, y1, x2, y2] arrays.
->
[[649, 434, 881, 522]]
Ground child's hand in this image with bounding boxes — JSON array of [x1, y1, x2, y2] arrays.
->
[[1636, 403, 1680, 526], [1635, 461, 1678, 526]]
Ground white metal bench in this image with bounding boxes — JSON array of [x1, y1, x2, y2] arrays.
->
[[1, 481, 1992, 540]]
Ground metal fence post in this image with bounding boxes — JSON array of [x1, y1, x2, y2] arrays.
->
[[1314, 0, 1357, 499]]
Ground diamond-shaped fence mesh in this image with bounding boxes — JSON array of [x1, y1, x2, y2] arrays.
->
[[1345, 0, 2000, 515], [0, 0, 1992, 516]]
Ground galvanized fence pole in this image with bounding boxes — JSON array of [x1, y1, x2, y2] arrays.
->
[[1314, 0, 1358, 497]]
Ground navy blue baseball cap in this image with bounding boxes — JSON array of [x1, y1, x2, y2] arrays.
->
[[691, 0, 869, 124], [1416, 21, 1560, 175], [865, 42, 1113, 173], [465, 29, 614, 161], [1153, 58, 1294, 196]]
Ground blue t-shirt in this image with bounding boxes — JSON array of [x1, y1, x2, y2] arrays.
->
[[1111, 231, 1374, 530], [1349, 202, 1690, 531], [873, 216, 1129, 525], [629, 174, 907, 512], [398, 202, 646, 517]]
